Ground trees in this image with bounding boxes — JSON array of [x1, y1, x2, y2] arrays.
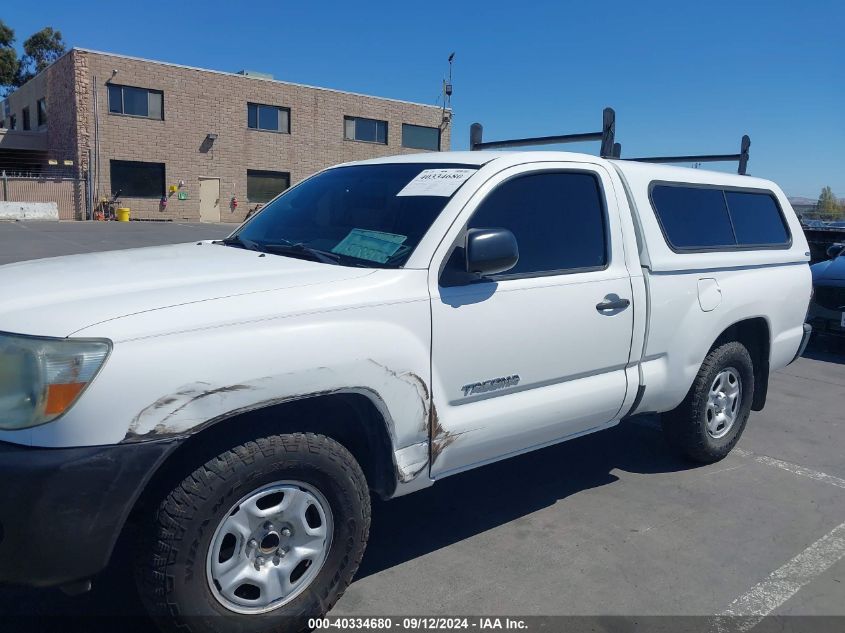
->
[[818, 186, 843, 217], [20, 27, 66, 82], [0, 20, 67, 95], [0, 20, 18, 90]]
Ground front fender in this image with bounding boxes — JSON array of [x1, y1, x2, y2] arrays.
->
[[7, 303, 433, 492]]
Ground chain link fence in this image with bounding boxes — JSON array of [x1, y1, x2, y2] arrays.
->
[[1, 170, 89, 220]]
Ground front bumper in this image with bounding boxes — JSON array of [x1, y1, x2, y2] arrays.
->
[[807, 314, 845, 338], [0, 438, 178, 588], [808, 284, 845, 338]]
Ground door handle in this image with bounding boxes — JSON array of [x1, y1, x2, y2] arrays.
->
[[596, 297, 630, 312]]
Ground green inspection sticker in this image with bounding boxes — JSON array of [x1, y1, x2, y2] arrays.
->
[[331, 229, 407, 263]]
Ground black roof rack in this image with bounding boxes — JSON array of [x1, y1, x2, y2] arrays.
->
[[470, 107, 616, 158], [622, 135, 751, 175], [468, 108, 751, 175]]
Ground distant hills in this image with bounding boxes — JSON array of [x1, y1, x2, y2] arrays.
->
[[788, 197, 817, 206], [788, 196, 845, 208]]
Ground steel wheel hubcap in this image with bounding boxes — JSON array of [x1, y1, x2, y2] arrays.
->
[[705, 367, 742, 439], [206, 480, 333, 614]]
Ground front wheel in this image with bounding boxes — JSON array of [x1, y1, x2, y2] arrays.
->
[[661, 341, 755, 464], [137, 432, 371, 633]]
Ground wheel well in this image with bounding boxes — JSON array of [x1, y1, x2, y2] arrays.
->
[[713, 317, 770, 411], [131, 393, 398, 523]]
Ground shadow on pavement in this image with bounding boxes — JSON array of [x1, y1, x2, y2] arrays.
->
[[0, 420, 690, 631], [356, 419, 686, 579]]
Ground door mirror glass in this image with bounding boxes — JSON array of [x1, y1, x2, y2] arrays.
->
[[465, 228, 519, 277], [826, 243, 844, 259]]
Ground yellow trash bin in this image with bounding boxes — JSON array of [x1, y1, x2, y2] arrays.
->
[[116, 207, 131, 222]]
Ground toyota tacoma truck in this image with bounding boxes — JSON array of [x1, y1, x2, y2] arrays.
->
[[0, 150, 812, 631]]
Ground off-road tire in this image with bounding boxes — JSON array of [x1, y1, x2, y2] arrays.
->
[[136, 432, 370, 633], [661, 341, 755, 464]]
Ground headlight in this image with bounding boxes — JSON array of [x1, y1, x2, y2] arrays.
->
[[0, 332, 111, 430]]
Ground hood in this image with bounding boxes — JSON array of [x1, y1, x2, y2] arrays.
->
[[0, 242, 373, 337], [811, 256, 845, 282]]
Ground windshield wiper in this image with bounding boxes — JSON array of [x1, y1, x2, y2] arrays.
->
[[261, 243, 341, 265], [217, 235, 264, 252]]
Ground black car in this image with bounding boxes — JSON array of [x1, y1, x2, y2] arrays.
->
[[808, 242, 845, 339]]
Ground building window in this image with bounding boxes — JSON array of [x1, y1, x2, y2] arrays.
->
[[650, 184, 790, 250], [247, 169, 290, 203], [247, 103, 290, 133], [344, 116, 387, 144], [468, 172, 607, 277], [402, 123, 440, 150], [37, 98, 47, 127], [110, 160, 165, 198], [108, 84, 164, 120], [8, 114, 16, 130], [22, 107, 30, 131]]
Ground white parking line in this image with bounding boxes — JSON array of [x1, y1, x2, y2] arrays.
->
[[733, 448, 845, 490], [630, 417, 845, 626], [715, 521, 845, 631], [629, 418, 845, 490]]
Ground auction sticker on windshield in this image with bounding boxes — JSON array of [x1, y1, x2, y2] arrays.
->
[[396, 168, 476, 197], [332, 229, 407, 263]]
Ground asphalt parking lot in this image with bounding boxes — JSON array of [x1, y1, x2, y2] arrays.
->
[[0, 220, 233, 265], [0, 221, 843, 631]]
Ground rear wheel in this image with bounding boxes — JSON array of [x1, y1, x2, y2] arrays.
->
[[137, 432, 370, 633], [661, 341, 754, 463]]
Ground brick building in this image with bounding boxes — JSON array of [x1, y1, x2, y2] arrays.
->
[[0, 48, 450, 222]]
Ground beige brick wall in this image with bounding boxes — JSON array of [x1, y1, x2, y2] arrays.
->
[[75, 50, 451, 223], [2, 52, 85, 176], [2, 72, 47, 133], [46, 51, 85, 168]]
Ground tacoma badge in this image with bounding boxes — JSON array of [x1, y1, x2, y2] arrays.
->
[[461, 375, 521, 397]]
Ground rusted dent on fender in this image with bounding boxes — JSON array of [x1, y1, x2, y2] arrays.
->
[[123, 361, 433, 488], [365, 359, 433, 479], [403, 371, 430, 403], [430, 404, 457, 463], [366, 360, 430, 411], [394, 442, 428, 482], [126, 382, 256, 439], [429, 403, 480, 464], [123, 387, 351, 443]]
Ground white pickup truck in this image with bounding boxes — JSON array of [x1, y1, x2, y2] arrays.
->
[[0, 150, 812, 631]]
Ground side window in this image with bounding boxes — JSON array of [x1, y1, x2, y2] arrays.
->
[[724, 191, 789, 246], [468, 172, 607, 276], [247, 103, 291, 133], [651, 185, 734, 249], [108, 84, 164, 120], [110, 160, 165, 198], [344, 116, 388, 144], [402, 124, 440, 150], [651, 184, 791, 250], [247, 169, 290, 203]]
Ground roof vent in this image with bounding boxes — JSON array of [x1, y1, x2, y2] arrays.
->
[[236, 70, 274, 80]]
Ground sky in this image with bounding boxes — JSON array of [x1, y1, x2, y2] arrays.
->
[[3, 0, 843, 198]]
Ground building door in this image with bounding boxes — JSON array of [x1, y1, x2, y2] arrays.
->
[[199, 177, 221, 223]]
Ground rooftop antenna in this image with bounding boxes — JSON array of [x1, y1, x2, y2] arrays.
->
[[440, 52, 454, 128]]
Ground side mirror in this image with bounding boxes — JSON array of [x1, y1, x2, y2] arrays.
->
[[827, 243, 844, 259], [466, 228, 519, 277]]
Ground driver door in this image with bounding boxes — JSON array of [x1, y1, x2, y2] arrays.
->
[[429, 163, 634, 478]]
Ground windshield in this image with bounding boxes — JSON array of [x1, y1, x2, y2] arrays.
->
[[229, 163, 478, 268]]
